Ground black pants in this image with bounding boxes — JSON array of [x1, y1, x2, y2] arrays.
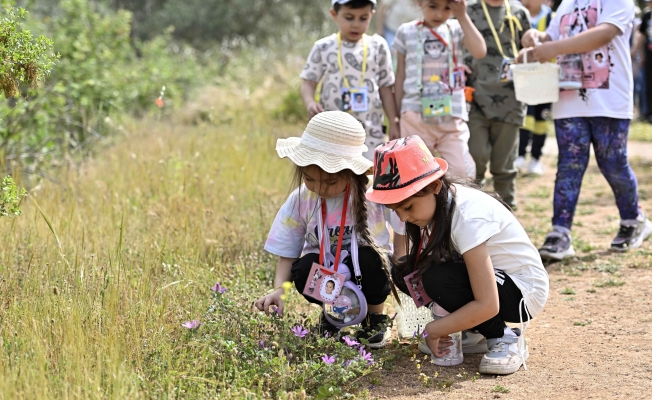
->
[[291, 247, 391, 306], [393, 262, 529, 339], [518, 104, 549, 159]]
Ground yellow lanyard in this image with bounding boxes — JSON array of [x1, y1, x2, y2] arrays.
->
[[337, 32, 368, 89], [481, 0, 522, 59]]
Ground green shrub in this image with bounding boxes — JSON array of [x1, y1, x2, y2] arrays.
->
[[0, 175, 25, 217]]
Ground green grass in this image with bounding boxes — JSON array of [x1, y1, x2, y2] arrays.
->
[[560, 287, 576, 295], [629, 122, 652, 142], [492, 385, 510, 393], [574, 319, 592, 326], [594, 278, 626, 288]]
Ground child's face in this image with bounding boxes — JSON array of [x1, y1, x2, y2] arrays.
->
[[303, 165, 349, 199], [483, 0, 505, 8], [386, 182, 441, 228], [521, 0, 546, 13], [325, 281, 335, 294], [330, 4, 375, 43], [419, 0, 452, 28], [355, 94, 363, 103]]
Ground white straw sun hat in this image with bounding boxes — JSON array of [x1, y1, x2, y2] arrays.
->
[[276, 111, 373, 175]]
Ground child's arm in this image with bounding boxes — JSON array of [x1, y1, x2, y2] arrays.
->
[[451, 1, 486, 59], [380, 86, 400, 140], [424, 242, 499, 356], [392, 233, 407, 259], [254, 256, 297, 317], [529, 23, 621, 64], [521, 29, 553, 48], [301, 79, 324, 119], [394, 53, 406, 123]]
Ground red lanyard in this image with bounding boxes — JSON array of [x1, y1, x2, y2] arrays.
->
[[319, 185, 350, 272], [418, 21, 458, 66], [413, 227, 434, 272]]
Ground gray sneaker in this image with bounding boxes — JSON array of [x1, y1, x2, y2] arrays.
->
[[539, 230, 575, 261], [479, 333, 528, 375], [611, 216, 652, 252]]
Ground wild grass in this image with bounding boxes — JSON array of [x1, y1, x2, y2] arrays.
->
[[0, 51, 369, 398]]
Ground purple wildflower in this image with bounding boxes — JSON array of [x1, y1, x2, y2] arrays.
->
[[321, 354, 335, 365], [324, 331, 330, 338], [342, 359, 352, 367], [182, 320, 201, 329], [291, 325, 309, 338], [360, 347, 374, 364], [422, 330, 428, 338], [391, 312, 398, 320], [343, 336, 360, 347], [211, 282, 227, 294], [259, 340, 265, 348]]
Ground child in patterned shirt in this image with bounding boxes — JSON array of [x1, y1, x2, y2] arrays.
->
[[300, 0, 400, 161]]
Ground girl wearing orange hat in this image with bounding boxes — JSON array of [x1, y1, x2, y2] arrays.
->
[[367, 135, 549, 375]]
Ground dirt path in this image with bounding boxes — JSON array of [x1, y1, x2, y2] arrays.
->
[[369, 143, 652, 399]]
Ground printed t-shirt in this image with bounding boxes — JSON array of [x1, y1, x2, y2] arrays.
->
[[547, 0, 634, 120], [465, 1, 532, 126], [265, 185, 405, 259], [450, 184, 549, 318], [393, 19, 468, 121], [300, 34, 395, 160]]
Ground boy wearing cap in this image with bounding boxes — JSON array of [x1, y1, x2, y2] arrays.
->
[[300, 0, 400, 161]]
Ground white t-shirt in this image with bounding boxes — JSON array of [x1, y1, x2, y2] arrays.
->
[[546, 0, 635, 120], [265, 185, 405, 259], [450, 185, 549, 318]]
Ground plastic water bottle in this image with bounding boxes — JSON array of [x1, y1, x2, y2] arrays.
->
[[430, 303, 463, 366]]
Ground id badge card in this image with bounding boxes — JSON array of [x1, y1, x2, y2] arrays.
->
[[404, 271, 433, 308], [347, 87, 368, 113], [421, 94, 453, 120], [303, 262, 346, 305], [445, 67, 466, 90], [499, 58, 515, 82]]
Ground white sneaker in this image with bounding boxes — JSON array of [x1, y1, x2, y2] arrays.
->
[[527, 158, 544, 176], [514, 156, 527, 174], [462, 330, 488, 353], [479, 331, 528, 375]]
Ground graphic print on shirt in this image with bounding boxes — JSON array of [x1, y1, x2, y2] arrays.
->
[[306, 222, 354, 255], [557, 0, 610, 91]]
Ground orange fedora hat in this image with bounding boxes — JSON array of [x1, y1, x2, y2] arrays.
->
[[366, 136, 448, 205]]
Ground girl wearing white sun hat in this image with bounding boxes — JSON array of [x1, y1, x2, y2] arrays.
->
[[255, 111, 406, 348]]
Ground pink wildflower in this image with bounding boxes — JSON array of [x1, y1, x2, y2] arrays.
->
[[291, 325, 309, 338], [182, 320, 201, 329]]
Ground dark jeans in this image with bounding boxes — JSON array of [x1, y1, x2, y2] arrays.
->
[[393, 262, 528, 339], [291, 247, 391, 306]]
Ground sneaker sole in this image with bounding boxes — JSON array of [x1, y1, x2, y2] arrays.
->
[[479, 346, 530, 375], [611, 219, 652, 252], [539, 245, 575, 261], [365, 327, 391, 349]]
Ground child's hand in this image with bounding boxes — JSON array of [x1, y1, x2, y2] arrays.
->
[[448, 0, 467, 20], [389, 119, 401, 140], [521, 29, 545, 48], [306, 101, 324, 119], [530, 42, 559, 64], [254, 288, 285, 317], [425, 334, 454, 357]]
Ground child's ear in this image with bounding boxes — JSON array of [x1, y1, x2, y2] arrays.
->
[[433, 179, 443, 195], [330, 8, 337, 19]]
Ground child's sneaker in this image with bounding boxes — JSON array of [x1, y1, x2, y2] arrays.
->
[[527, 158, 544, 176], [539, 229, 575, 261], [355, 313, 391, 349], [514, 156, 527, 174], [479, 329, 528, 375], [610, 214, 652, 252], [317, 313, 340, 338]]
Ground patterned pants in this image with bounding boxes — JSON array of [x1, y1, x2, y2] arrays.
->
[[553, 117, 640, 229]]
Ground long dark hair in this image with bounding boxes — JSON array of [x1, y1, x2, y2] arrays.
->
[[393, 175, 511, 284], [291, 165, 401, 302]]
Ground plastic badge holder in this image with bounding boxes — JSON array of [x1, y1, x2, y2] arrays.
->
[[323, 264, 367, 328], [510, 47, 560, 105]]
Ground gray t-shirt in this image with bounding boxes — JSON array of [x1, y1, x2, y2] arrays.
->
[[393, 19, 468, 120], [464, 1, 532, 125]]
